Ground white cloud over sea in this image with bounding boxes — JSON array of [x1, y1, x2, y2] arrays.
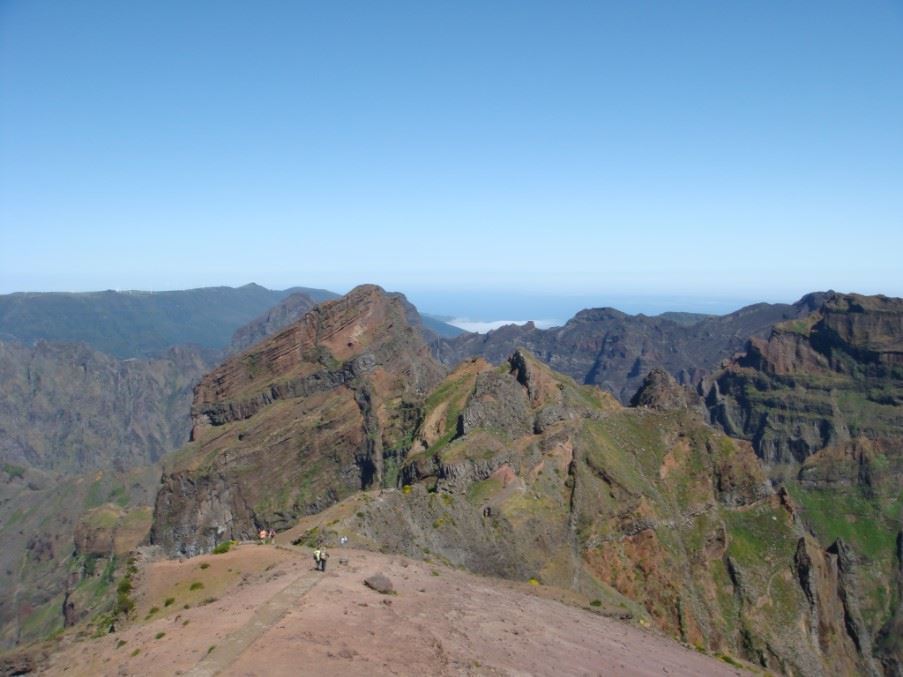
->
[[447, 319, 561, 334]]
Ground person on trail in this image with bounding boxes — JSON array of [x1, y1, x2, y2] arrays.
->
[[259, 529, 267, 544], [318, 548, 328, 572], [268, 528, 276, 543], [313, 547, 322, 571]]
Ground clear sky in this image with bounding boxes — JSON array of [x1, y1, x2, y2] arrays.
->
[[1, 1, 902, 311]]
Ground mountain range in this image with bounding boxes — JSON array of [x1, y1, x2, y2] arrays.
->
[[1, 283, 901, 676]]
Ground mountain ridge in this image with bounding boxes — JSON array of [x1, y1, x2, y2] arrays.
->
[[440, 292, 831, 403]]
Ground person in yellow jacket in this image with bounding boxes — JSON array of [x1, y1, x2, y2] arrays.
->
[[313, 547, 321, 570]]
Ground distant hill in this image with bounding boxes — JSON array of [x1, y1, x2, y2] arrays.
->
[[441, 293, 828, 402], [656, 311, 714, 326], [0, 283, 339, 358]]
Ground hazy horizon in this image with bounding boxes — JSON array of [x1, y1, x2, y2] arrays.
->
[[0, 278, 834, 327]]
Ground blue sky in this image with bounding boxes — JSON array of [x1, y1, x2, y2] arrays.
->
[[1, 1, 902, 315]]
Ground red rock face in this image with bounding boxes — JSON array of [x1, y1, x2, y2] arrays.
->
[[152, 285, 445, 557]]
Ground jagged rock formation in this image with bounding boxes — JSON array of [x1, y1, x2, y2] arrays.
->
[[150, 285, 445, 556], [629, 368, 701, 410], [441, 293, 827, 403]]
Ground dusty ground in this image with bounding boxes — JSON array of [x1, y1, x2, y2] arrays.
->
[[41, 544, 749, 676]]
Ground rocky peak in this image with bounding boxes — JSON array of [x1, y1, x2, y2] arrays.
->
[[819, 292, 903, 364], [509, 349, 560, 408], [152, 285, 445, 556], [629, 368, 699, 410]]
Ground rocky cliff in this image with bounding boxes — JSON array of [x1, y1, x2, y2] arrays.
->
[[704, 292, 903, 673], [441, 293, 826, 403], [706, 292, 903, 466], [150, 285, 446, 556]]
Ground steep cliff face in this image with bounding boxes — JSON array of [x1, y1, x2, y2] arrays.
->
[[150, 285, 445, 556], [0, 340, 213, 474], [706, 292, 903, 467], [442, 294, 824, 403]]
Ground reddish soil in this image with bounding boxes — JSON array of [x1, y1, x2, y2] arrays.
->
[[41, 544, 749, 676]]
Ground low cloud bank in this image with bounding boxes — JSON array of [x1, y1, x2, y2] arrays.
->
[[447, 318, 560, 334]]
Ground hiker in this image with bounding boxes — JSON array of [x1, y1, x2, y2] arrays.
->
[[268, 528, 276, 543], [313, 547, 321, 570], [318, 548, 328, 572], [259, 529, 267, 544]]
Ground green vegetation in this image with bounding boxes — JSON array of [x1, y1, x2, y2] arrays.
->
[[199, 562, 210, 570], [1, 462, 26, 480], [724, 504, 795, 568], [164, 597, 175, 607], [212, 540, 233, 554], [189, 581, 204, 591], [718, 653, 741, 668], [115, 565, 136, 618], [786, 482, 897, 560], [19, 594, 65, 640], [155, 631, 166, 640], [292, 526, 320, 547]]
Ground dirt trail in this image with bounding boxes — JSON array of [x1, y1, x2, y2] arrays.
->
[[184, 565, 321, 676], [42, 545, 751, 676]]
